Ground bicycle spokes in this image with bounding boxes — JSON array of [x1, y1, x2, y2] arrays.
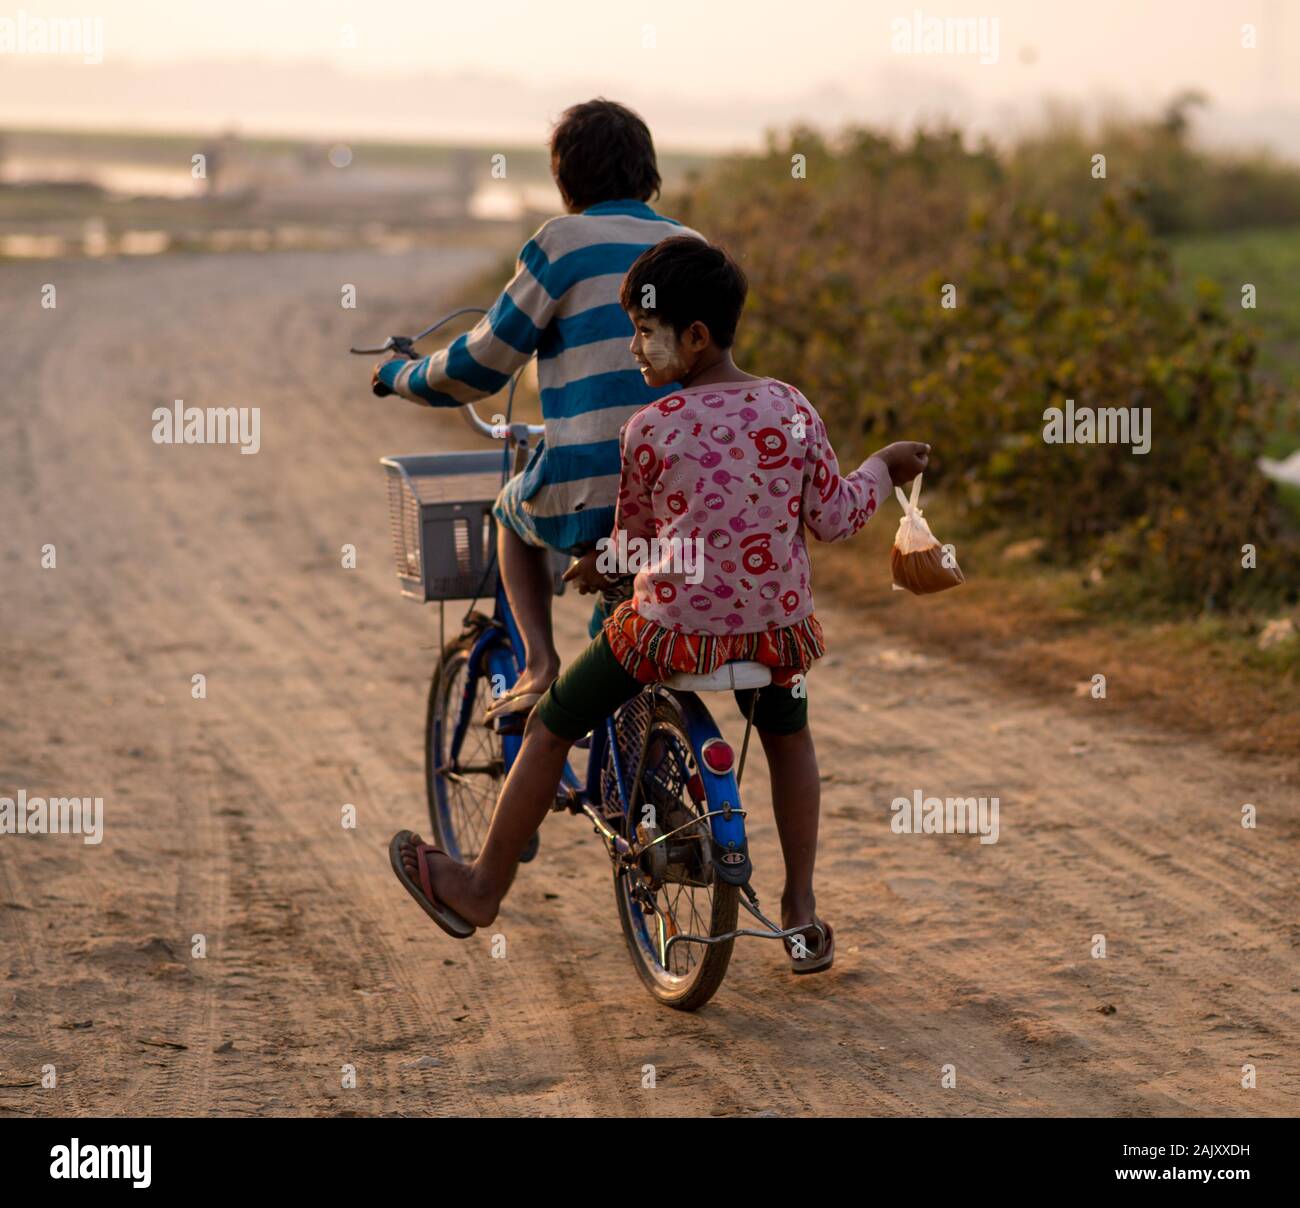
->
[[615, 709, 719, 978], [429, 649, 503, 862]]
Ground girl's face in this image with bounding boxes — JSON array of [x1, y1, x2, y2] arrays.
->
[[629, 312, 689, 388]]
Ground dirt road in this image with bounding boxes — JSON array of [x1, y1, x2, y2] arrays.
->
[[1, 249, 1296, 1117]]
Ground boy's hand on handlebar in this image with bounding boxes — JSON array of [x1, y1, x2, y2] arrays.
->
[[372, 339, 422, 397], [372, 357, 405, 397], [872, 441, 931, 488], [562, 549, 617, 595]]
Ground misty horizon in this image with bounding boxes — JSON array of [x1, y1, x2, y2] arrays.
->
[[2, 0, 1297, 161]]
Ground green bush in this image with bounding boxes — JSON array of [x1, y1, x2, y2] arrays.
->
[[673, 125, 1298, 612], [1005, 96, 1300, 236]]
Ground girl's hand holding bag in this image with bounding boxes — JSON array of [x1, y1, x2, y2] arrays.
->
[[890, 474, 965, 595]]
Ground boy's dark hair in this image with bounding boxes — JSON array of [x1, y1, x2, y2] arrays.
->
[[620, 236, 748, 348], [550, 99, 661, 210]]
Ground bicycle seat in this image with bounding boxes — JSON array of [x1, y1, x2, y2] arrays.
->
[[665, 661, 773, 693]]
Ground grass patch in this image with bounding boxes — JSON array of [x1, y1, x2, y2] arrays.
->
[[1170, 225, 1300, 450], [814, 495, 1300, 759]]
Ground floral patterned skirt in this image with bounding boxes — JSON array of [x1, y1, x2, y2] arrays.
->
[[602, 599, 826, 686]]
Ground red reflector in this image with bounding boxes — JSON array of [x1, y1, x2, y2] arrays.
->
[[700, 739, 734, 774]]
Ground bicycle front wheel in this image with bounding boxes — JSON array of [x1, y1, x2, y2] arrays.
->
[[426, 630, 507, 862]]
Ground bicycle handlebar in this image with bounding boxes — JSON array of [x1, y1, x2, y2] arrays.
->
[[456, 401, 545, 443], [350, 307, 545, 442]]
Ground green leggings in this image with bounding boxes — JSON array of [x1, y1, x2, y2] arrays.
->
[[535, 632, 808, 741]]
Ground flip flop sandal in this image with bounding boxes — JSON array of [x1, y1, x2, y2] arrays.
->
[[388, 830, 475, 939], [482, 686, 525, 715], [483, 690, 544, 722], [784, 919, 834, 975]]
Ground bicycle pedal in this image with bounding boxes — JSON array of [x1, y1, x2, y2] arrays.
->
[[491, 713, 528, 736], [552, 786, 578, 813]]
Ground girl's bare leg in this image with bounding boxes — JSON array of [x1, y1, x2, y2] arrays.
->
[[757, 725, 820, 931]]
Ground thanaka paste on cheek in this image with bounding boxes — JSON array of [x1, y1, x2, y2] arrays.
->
[[642, 326, 684, 377]]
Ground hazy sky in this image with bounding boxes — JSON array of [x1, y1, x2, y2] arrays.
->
[[1, 0, 1297, 153]]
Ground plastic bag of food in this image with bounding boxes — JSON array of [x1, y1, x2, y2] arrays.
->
[[890, 475, 965, 595]]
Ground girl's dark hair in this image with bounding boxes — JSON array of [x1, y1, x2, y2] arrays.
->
[[550, 98, 661, 210], [619, 237, 748, 348]]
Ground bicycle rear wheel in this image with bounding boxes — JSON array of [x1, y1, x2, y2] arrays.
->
[[605, 693, 738, 1012]]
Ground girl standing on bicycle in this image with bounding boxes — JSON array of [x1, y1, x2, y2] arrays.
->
[[392, 237, 929, 973]]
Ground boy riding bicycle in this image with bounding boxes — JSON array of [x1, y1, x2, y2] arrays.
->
[[374, 99, 699, 725], [392, 237, 930, 973]]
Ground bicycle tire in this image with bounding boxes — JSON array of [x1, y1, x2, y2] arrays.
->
[[607, 694, 738, 1011], [425, 630, 506, 862]]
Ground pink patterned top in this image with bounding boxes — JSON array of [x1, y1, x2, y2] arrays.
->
[[613, 378, 892, 635]]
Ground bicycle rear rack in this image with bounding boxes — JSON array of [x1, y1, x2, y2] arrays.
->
[[662, 884, 827, 959]]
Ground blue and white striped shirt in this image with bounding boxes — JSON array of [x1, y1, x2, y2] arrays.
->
[[380, 199, 698, 551]]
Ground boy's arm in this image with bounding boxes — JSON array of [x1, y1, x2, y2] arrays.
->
[[567, 421, 655, 594], [377, 234, 559, 406], [797, 402, 893, 543]]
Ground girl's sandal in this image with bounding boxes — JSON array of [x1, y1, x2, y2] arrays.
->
[[784, 919, 834, 975], [388, 830, 475, 939]]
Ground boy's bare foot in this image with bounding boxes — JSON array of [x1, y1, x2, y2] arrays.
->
[[510, 661, 560, 699], [394, 831, 500, 929], [484, 662, 559, 721], [484, 686, 550, 722]]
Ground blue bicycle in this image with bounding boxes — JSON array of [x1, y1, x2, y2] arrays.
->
[[355, 313, 811, 1010]]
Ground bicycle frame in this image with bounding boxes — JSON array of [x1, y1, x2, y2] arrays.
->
[[442, 571, 754, 877]]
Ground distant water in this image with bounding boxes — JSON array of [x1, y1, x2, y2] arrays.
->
[[2, 154, 554, 221], [467, 181, 557, 222], [0, 150, 556, 261], [0, 156, 202, 198]]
